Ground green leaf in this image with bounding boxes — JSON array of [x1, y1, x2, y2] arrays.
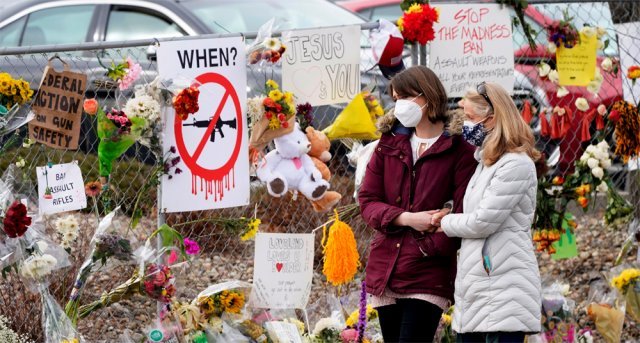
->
[[604, 39, 610, 50], [131, 208, 143, 230]]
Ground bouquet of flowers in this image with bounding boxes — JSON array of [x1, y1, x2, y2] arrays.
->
[[99, 56, 142, 91], [434, 307, 454, 343], [248, 79, 297, 158], [546, 10, 580, 49], [125, 77, 163, 156], [94, 103, 146, 178], [610, 100, 640, 163], [247, 19, 287, 65], [397, 3, 439, 45], [610, 266, 640, 322], [586, 280, 625, 343], [173, 85, 200, 121], [0, 72, 34, 133], [539, 283, 576, 342]]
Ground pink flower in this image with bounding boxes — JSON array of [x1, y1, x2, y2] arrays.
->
[[118, 57, 142, 90], [83, 98, 98, 115], [167, 250, 179, 264], [340, 328, 359, 343], [184, 238, 200, 255]]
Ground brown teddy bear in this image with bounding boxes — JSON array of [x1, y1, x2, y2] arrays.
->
[[305, 127, 342, 212]]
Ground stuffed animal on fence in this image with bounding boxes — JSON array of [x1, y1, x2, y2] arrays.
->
[[305, 127, 342, 212], [256, 123, 329, 201]]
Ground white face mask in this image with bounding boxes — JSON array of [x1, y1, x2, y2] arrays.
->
[[394, 95, 426, 128]]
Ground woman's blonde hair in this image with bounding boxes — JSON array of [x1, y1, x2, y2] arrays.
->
[[464, 82, 540, 165]]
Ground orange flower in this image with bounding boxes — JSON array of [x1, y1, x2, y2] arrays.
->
[[83, 98, 98, 115], [551, 176, 564, 185], [85, 181, 102, 197], [577, 196, 589, 208], [575, 184, 591, 196], [627, 65, 640, 79]]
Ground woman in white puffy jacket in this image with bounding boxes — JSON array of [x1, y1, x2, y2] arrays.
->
[[432, 82, 542, 342]]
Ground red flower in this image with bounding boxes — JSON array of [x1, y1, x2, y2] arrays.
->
[[281, 121, 289, 129], [3, 201, 31, 238], [173, 86, 200, 120], [263, 97, 277, 109], [277, 113, 286, 122], [608, 109, 621, 122], [265, 111, 273, 120], [400, 4, 439, 45]]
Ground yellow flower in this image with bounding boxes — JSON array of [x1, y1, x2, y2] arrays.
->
[[266, 79, 279, 90], [284, 91, 294, 105], [220, 291, 245, 314], [268, 116, 281, 130], [407, 3, 423, 14], [198, 296, 217, 316], [269, 89, 284, 102], [397, 17, 404, 31], [241, 218, 261, 241], [442, 314, 452, 325]]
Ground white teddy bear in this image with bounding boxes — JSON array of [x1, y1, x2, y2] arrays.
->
[[256, 123, 330, 200]]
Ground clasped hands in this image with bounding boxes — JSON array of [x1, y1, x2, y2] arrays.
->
[[395, 208, 450, 233]]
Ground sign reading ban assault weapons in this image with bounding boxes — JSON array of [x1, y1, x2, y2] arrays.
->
[[29, 59, 86, 150]]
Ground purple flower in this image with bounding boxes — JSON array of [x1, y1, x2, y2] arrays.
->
[[171, 156, 181, 167], [184, 238, 200, 255], [175, 168, 182, 174], [357, 280, 367, 343], [169, 146, 177, 154]]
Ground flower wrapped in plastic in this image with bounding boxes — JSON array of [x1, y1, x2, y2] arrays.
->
[[586, 280, 625, 343], [246, 19, 287, 65], [610, 265, 640, 323], [42, 287, 84, 343], [96, 105, 146, 178], [0, 72, 34, 134], [536, 282, 577, 342], [125, 77, 164, 157], [64, 208, 135, 325]]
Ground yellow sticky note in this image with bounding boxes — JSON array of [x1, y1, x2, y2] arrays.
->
[[556, 32, 598, 86]]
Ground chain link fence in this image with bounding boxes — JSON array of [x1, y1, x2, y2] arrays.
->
[[0, 1, 639, 341]]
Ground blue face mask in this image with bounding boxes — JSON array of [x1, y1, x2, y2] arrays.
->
[[462, 120, 487, 147]]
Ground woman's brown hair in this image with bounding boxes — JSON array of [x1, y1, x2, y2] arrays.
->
[[464, 82, 540, 165], [388, 66, 449, 123]]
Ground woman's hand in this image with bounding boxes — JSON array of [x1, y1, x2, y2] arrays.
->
[[394, 211, 438, 232], [431, 208, 451, 227]]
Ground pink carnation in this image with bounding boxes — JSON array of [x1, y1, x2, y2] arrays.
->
[[118, 57, 142, 90], [184, 238, 200, 255]]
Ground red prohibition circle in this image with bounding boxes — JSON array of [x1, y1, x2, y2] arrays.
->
[[174, 72, 243, 180]]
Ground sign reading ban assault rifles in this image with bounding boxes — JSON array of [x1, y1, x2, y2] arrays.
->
[[29, 59, 86, 149]]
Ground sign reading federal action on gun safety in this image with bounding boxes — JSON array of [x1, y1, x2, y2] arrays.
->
[[157, 37, 249, 212]]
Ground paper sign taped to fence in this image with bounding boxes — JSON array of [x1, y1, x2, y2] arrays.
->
[[429, 4, 515, 97], [282, 25, 361, 106], [556, 32, 598, 86], [29, 62, 86, 150], [250, 233, 314, 309], [37, 161, 87, 215], [157, 37, 249, 213]]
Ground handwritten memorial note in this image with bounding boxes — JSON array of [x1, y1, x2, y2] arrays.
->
[[250, 233, 314, 309]]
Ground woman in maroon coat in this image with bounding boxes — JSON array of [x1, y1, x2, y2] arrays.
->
[[359, 66, 477, 342]]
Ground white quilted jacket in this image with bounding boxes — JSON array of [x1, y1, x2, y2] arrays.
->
[[441, 150, 541, 334]]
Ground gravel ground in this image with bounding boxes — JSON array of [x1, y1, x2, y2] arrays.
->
[[2, 209, 640, 342]]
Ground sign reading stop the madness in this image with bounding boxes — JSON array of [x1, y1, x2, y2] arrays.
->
[[157, 37, 249, 213]]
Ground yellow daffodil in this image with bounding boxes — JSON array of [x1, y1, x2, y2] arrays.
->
[[266, 79, 279, 90], [268, 90, 283, 102]]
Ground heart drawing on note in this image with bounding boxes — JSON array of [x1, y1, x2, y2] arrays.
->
[[292, 66, 323, 98], [276, 262, 284, 272]]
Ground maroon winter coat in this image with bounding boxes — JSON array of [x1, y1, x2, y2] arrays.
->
[[359, 125, 477, 302]]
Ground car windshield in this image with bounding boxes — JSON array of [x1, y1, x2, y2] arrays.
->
[[187, 0, 366, 33], [533, 2, 619, 56]]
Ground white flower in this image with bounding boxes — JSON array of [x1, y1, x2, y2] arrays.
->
[[596, 27, 607, 38], [548, 69, 560, 84], [593, 148, 608, 162], [587, 158, 600, 169], [580, 26, 597, 38], [597, 104, 607, 116], [586, 145, 597, 154], [125, 94, 161, 126], [597, 140, 610, 151], [579, 153, 590, 163], [592, 167, 604, 179], [575, 97, 590, 112], [597, 40, 604, 51], [55, 214, 80, 250], [557, 87, 569, 98], [545, 185, 563, 195], [247, 95, 266, 125], [20, 254, 58, 280], [538, 62, 551, 78], [547, 42, 557, 54], [601, 58, 613, 72], [312, 317, 341, 336], [587, 80, 602, 95], [596, 182, 608, 193], [15, 158, 25, 168], [262, 37, 282, 51], [601, 158, 612, 169]]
